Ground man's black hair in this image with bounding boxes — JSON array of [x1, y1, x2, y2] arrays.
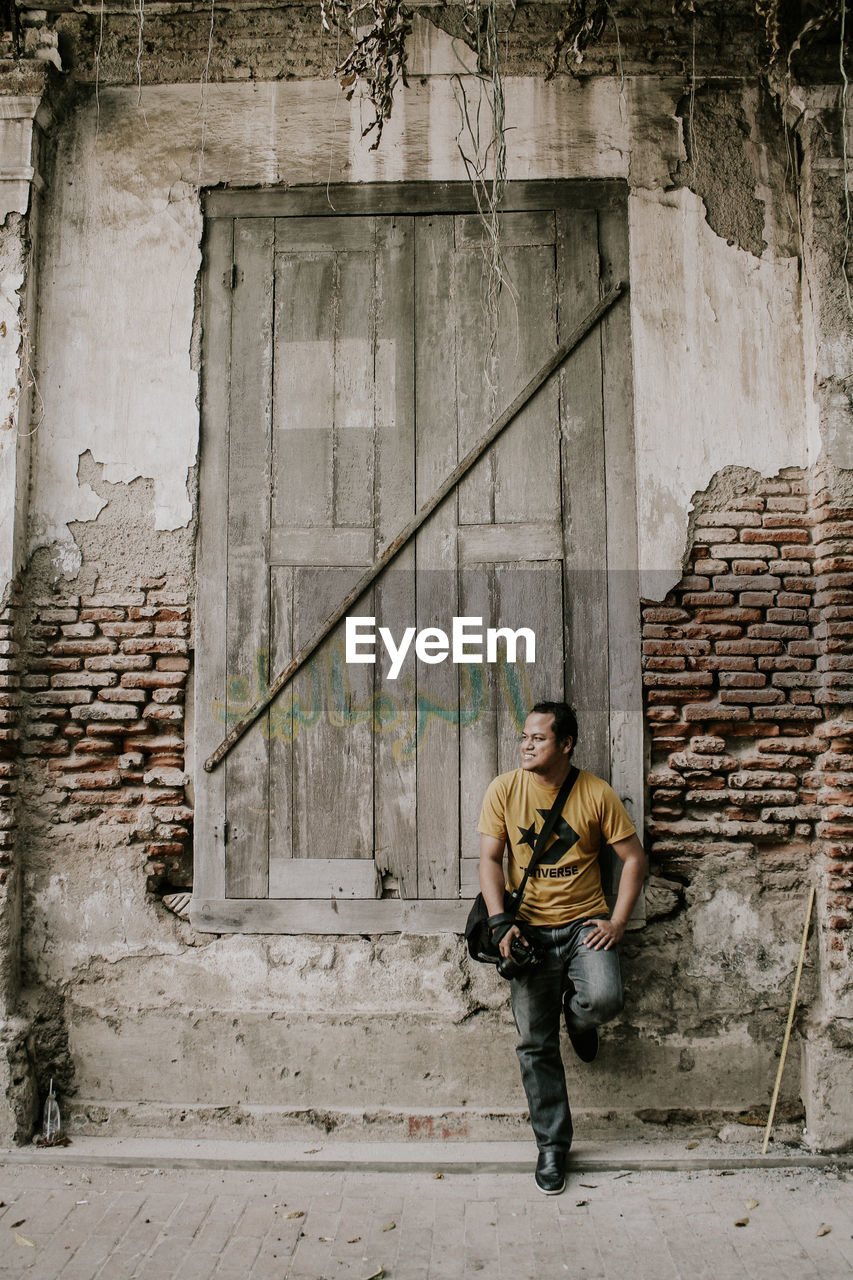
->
[[530, 701, 578, 754]]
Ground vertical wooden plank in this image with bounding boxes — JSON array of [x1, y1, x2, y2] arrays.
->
[[493, 563, 565, 776], [374, 217, 418, 900], [193, 216, 232, 904], [272, 247, 335, 528], [454, 223, 498, 886], [492, 228, 560, 525], [414, 215, 460, 900], [225, 218, 275, 898], [268, 565, 294, 876], [454, 230, 494, 527], [455, 213, 560, 527], [291, 569, 374, 861], [457, 215, 563, 879], [272, 218, 378, 889], [557, 208, 610, 779], [458, 564, 498, 876], [599, 204, 644, 912], [334, 223, 376, 529]]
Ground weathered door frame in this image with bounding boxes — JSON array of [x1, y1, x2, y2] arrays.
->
[[192, 180, 642, 936]]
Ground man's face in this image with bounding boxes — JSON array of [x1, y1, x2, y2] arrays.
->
[[520, 712, 572, 774]]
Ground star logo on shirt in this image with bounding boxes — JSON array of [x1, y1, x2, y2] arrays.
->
[[516, 811, 580, 866]]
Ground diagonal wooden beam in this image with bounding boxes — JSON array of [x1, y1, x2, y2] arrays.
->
[[205, 280, 629, 772]]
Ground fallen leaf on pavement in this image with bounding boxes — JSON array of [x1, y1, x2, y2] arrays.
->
[[685, 1142, 699, 1150], [576, 1200, 589, 1207], [362, 1269, 385, 1279], [433, 1173, 443, 1180], [14, 1233, 35, 1248], [734, 1218, 749, 1228], [318, 1236, 333, 1242], [285, 1211, 305, 1220], [381, 1221, 396, 1232], [817, 1224, 832, 1237], [745, 1199, 759, 1210], [10, 1219, 25, 1228], [347, 1237, 362, 1244], [579, 1183, 597, 1188], [304, 1148, 322, 1154], [717, 1171, 735, 1177]]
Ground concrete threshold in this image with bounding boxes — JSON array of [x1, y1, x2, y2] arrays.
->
[[1, 1136, 851, 1174]]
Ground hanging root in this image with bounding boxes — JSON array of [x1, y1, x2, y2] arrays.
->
[[320, 0, 412, 149], [451, 0, 519, 406]]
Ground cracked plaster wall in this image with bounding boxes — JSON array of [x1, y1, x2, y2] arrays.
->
[[30, 19, 809, 593], [0, 211, 29, 599]]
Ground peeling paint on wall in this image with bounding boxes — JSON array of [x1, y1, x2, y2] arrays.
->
[[630, 186, 807, 595]]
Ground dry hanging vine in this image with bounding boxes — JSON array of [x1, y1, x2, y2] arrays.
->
[[451, 0, 517, 403], [320, 0, 412, 148], [544, 0, 608, 80], [320, 0, 851, 316]]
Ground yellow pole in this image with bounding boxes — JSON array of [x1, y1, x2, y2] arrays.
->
[[762, 885, 816, 1155]]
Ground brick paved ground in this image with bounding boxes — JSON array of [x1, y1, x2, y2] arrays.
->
[[0, 1160, 852, 1279]]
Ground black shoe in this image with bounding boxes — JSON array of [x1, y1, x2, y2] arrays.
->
[[569, 1025, 599, 1062], [563, 991, 599, 1062], [534, 1149, 566, 1195]]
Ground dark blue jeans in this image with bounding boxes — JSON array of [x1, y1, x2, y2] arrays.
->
[[509, 919, 624, 1154]]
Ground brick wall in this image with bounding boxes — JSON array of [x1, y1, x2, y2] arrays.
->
[[20, 578, 192, 890], [0, 585, 22, 899], [643, 470, 853, 960], [49, 1, 842, 88], [14, 472, 852, 917]]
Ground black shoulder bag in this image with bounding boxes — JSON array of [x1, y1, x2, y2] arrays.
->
[[464, 766, 579, 964]]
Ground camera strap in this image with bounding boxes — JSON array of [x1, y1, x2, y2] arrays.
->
[[506, 765, 579, 917]]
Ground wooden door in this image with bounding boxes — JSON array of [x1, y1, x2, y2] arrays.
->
[[194, 183, 637, 934]]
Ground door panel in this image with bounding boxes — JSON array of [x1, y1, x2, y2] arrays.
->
[[214, 195, 620, 905]]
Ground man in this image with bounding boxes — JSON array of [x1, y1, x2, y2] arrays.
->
[[478, 701, 647, 1195]]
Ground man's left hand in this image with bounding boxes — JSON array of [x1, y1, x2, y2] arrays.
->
[[583, 917, 625, 950]]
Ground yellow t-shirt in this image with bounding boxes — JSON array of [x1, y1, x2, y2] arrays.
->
[[477, 767, 636, 927]]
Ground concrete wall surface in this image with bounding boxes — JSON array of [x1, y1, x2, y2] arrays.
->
[[0, 11, 850, 1149]]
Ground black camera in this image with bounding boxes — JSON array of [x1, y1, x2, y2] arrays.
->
[[497, 933, 542, 980]]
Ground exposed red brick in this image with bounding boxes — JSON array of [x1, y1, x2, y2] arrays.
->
[[120, 671, 184, 689], [154, 621, 190, 638], [683, 704, 749, 722], [120, 638, 188, 656], [747, 623, 810, 640], [53, 639, 117, 657], [642, 607, 689, 623], [85, 654, 152, 672], [762, 513, 814, 529], [51, 671, 117, 689], [101, 621, 154, 638], [29, 656, 81, 673], [719, 672, 766, 688], [766, 496, 807, 512], [79, 607, 127, 623], [129, 606, 187, 621]]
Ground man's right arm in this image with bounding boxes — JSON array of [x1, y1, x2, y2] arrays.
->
[[479, 834, 525, 960]]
